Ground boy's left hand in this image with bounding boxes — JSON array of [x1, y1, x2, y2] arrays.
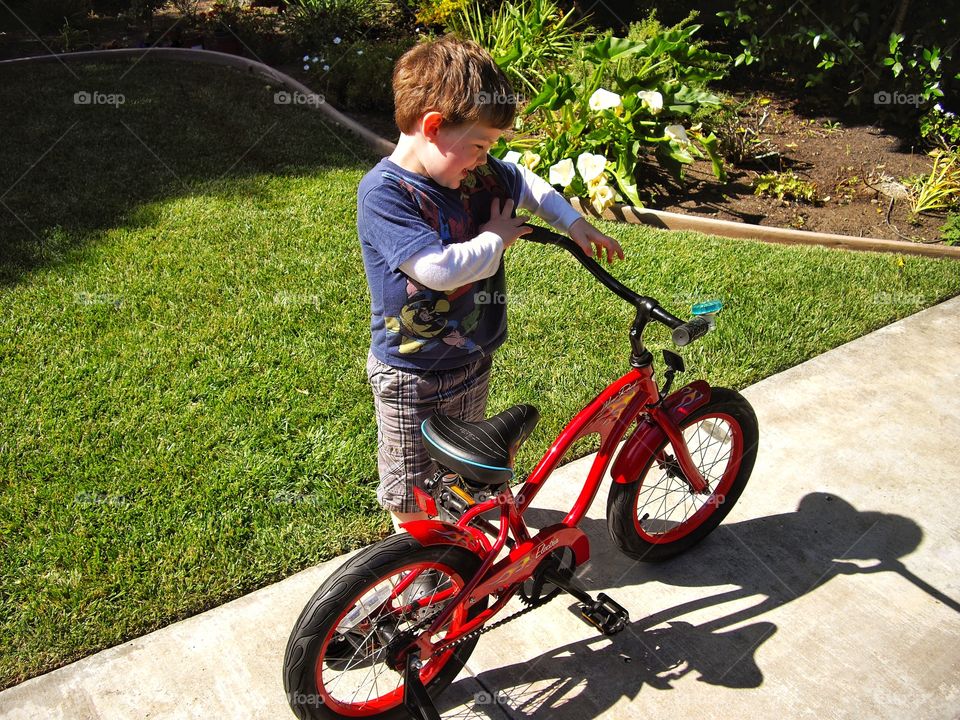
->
[[569, 217, 625, 264]]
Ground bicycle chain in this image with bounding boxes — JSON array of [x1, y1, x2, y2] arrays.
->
[[441, 590, 559, 652]]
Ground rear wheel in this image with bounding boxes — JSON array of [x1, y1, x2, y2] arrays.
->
[[607, 387, 758, 561], [283, 533, 486, 719]]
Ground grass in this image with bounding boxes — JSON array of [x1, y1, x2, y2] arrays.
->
[[1, 58, 959, 689]]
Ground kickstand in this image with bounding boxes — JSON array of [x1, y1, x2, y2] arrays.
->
[[403, 653, 441, 720]]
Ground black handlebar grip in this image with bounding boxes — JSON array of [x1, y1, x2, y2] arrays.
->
[[672, 316, 711, 347]]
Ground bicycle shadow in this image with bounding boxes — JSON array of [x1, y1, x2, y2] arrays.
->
[[446, 492, 957, 719]]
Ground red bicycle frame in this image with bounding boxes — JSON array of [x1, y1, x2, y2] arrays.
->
[[402, 362, 713, 661]]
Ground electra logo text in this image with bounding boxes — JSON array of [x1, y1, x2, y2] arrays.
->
[[535, 537, 559, 558]]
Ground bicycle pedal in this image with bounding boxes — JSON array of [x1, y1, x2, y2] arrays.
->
[[578, 593, 629, 635]]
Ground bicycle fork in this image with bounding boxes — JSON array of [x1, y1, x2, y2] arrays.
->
[[648, 404, 709, 494]]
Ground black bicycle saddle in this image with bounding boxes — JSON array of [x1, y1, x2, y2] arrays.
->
[[421, 404, 540, 485]]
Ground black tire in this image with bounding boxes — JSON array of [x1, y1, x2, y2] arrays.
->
[[283, 533, 487, 720], [607, 387, 758, 561]]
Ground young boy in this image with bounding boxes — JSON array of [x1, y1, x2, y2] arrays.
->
[[357, 35, 624, 532]]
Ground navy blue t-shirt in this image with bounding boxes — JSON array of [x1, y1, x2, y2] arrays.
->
[[357, 156, 524, 371]]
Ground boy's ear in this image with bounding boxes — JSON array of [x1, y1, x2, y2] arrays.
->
[[421, 111, 444, 142]]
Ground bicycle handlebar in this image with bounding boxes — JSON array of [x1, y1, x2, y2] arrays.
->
[[522, 224, 708, 348]]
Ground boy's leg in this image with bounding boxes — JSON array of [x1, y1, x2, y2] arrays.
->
[[367, 352, 493, 530]]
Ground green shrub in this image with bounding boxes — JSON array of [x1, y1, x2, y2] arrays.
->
[[285, 0, 402, 44], [1, 0, 93, 32], [920, 103, 960, 150], [752, 171, 817, 203], [909, 149, 960, 214], [618, 11, 728, 88], [716, 0, 956, 122], [940, 213, 960, 245], [449, 0, 589, 96], [492, 15, 729, 210], [303, 38, 416, 113], [415, 0, 472, 27]]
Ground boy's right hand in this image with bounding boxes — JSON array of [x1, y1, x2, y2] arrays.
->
[[480, 198, 532, 248]]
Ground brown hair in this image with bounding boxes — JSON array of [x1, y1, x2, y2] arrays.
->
[[392, 34, 518, 134]]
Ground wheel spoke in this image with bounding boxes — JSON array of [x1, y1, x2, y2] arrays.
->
[[316, 560, 471, 713], [634, 412, 744, 540]]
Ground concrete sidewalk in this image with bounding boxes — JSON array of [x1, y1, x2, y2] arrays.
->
[[3, 296, 959, 720]]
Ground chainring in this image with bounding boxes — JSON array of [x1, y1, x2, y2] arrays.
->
[[519, 547, 576, 607]]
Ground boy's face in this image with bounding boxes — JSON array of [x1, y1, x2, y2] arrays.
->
[[421, 114, 503, 189]]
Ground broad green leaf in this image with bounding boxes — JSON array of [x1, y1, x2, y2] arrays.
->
[[523, 74, 560, 115]]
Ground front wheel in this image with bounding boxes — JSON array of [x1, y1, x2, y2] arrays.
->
[[607, 387, 758, 561], [283, 533, 486, 720]]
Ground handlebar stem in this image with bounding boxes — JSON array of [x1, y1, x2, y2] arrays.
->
[[629, 302, 655, 369]]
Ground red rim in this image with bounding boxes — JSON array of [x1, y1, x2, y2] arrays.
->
[[313, 561, 469, 716], [632, 411, 744, 544]]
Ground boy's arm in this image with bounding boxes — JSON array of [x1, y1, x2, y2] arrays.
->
[[515, 165, 624, 263], [400, 233, 502, 292], [361, 175, 530, 293], [400, 199, 531, 291], [515, 164, 584, 233]]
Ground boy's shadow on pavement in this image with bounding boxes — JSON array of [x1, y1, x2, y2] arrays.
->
[[442, 492, 960, 719]]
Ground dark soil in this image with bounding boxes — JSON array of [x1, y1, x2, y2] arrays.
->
[[643, 92, 946, 244]]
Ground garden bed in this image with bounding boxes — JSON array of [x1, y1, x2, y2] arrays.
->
[[338, 94, 949, 245], [644, 91, 948, 244], [1, 3, 954, 246]]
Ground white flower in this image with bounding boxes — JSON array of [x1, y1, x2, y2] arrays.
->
[[934, 103, 943, 112], [521, 150, 541, 171], [357, 49, 363, 55], [665, 124, 690, 144], [303, 64, 310, 71], [502, 150, 522, 165], [303, 54, 310, 62], [548, 158, 575, 187], [576, 152, 608, 183], [312, 56, 319, 63], [587, 174, 607, 190], [323, 64, 330, 72], [333, 36, 342, 44], [637, 90, 663, 115], [588, 88, 622, 112], [589, 182, 615, 214]]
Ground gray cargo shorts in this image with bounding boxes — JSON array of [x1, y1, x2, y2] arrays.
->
[[366, 350, 493, 513]]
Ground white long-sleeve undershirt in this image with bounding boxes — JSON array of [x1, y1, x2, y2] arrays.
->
[[399, 165, 583, 292]]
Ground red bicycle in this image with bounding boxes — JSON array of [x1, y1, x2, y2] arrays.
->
[[283, 226, 759, 720]]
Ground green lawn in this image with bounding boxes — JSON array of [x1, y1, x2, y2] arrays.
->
[[1, 59, 958, 689]]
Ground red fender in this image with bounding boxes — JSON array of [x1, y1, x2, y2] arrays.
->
[[611, 381, 712, 484], [400, 518, 486, 554]]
